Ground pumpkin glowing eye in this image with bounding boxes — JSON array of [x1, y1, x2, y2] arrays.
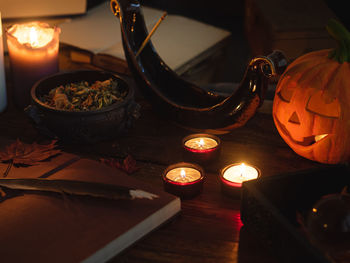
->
[[306, 90, 341, 118], [277, 87, 294, 102]]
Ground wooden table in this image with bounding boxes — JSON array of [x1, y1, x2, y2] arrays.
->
[[0, 47, 325, 263]]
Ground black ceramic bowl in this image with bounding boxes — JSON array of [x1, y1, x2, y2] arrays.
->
[[26, 70, 140, 143]]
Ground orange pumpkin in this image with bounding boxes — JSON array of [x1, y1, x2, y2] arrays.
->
[[273, 19, 350, 164]]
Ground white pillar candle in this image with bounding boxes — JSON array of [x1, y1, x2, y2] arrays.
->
[[0, 12, 7, 112], [6, 21, 60, 109]]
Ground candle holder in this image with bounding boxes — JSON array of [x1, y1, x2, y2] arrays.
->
[[182, 133, 221, 164], [162, 162, 205, 199], [6, 21, 60, 109], [219, 163, 261, 198]]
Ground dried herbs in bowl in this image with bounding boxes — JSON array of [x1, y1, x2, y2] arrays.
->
[[26, 70, 140, 143], [40, 78, 127, 111]]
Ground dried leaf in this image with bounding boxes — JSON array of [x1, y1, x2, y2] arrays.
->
[[0, 139, 61, 177], [100, 154, 139, 174]]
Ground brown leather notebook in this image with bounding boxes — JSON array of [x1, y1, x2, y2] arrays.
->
[[0, 154, 181, 263]]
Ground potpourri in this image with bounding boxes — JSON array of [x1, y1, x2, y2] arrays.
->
[[40, 78, 127, 111]]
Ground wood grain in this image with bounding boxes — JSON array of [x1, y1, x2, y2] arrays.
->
[[0, 49, 325, 263]]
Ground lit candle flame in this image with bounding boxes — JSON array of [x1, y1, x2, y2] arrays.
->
[[9, 22, 57, 49], [29, 27, 39, 47], [240, 163, 245, 177], [198, 138, 204, 148], [180, 169, 186, 179], [166, 167, 201, 183], [222, 163, 259, 185]]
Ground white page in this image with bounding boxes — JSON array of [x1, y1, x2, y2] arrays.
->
[[59, 1, 164, 54], [59, 1, 231, 71], [151, 15, 231, 71], [102, 14, 231, 70]]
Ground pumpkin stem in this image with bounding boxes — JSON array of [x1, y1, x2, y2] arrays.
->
[[326, 19, 350, 63]]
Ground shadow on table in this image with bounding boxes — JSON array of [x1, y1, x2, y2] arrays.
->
[[237, 226, 280, 263]]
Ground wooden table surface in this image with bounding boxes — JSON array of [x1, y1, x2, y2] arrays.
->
[[0, 47, 325, 263]]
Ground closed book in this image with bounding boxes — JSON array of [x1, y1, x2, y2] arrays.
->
[[0, 153, 181, 263]]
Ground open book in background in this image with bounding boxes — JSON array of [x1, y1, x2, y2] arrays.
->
[[0, 153, 181, 263], [59, 1, 231, 76]]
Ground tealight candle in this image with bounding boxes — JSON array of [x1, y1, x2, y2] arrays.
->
[[182, 133, 221, 164], [220, 163, 260, 197], [162, 162, 204, 199], [6, 21, 60, 108]]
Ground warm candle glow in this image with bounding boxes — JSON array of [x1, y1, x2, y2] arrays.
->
[[222, 163, 259, 185], [180, 169, 186, 179], [29, 27, 38, 47], [166, 167, 201, 183], [182, 134, 221, 163], [163, 162, 204, 198], [199, 138, 204, 148], [6, 21, 60, 108], [184, 137, 218, 150], [10, 22, 55, 48], [314, 134, 328, 142], [240, 163, 245, 176]]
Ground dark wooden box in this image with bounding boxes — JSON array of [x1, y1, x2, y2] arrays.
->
[[241, 165, 350, 263], [244, 0, 337, 60]]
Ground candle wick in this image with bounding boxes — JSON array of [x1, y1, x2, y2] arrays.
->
[[198, 138, 205, 149], [180, 169, 186, 179]]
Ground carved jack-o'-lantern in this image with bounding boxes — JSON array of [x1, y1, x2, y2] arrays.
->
[[273, 19, 350, 164]]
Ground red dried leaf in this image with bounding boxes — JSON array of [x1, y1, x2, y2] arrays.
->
[[100, 154, 139, 174], [122, 155, 139, 174], [0, 139, 61, 166]]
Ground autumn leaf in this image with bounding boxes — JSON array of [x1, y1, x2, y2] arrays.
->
[[100, 154, 139, 175], [0, 139, 61, 177]]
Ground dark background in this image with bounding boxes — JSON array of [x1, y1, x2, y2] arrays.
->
[[138, 0, 249, 83], [85, 0, 350, 83], [87, 0, 350, 32]]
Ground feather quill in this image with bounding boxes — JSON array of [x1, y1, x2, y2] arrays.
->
[[0, 178, 158, 200]]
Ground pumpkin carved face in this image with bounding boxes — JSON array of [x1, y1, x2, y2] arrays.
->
[[273, 49, 350, 164]]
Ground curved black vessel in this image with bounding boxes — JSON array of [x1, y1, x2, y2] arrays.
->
[[111, 0, 287, 132]]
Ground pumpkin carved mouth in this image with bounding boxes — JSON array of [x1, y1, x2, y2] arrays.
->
[[274, 115, 329, 146], [297, 134, 329, 146]]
